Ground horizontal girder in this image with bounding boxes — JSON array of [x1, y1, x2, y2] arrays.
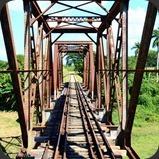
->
[[45, 16, 102, 23], [50, 27, 98, 33]]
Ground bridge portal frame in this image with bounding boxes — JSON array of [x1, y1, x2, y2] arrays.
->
[[0, 0, 158, 158]]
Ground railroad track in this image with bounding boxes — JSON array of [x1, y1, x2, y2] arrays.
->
[[30, 75, 124, 158], [53, 76, 117, 158], [74, 77, 116, 159]]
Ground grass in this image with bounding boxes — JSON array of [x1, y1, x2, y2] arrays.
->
[[112, 108, 159, 158], [0, 111, 20, 137], [0, 67, 158, 158], [63, 66, 82, 83], [0, 111, 21, 159], [132, 121, 159, 158]]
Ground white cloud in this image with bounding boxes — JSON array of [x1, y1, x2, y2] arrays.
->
[[128, 7, 159, 55], [0, 25, 7, 61], [128, 7, 146, 55], [129, 8, 146, 40], [8, 0, 23, 12]]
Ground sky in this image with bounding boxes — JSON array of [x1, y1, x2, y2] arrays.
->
[[0, 0, 158, 61]]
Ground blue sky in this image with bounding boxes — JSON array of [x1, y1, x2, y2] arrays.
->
[[0, 0, 158, 61]]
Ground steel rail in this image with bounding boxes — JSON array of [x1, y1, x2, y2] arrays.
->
[[74, 76, 116, 159], [75, 80, 96, 159], [52, 82, 70, 159], [75, 81, 104, 159], [74, 76, 115, 159]]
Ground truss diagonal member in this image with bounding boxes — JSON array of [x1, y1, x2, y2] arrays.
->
[[0, 0, 10, 12], [95, 1, 109, 14], [98, 0, 122, 34], [0, 4, 28, 148], [57, 1, 102, 16], [85, 33, 97, 45], [149, 0, 159, 9], [125, 1, 157, 148], [46, 1, 92, 16], [31, 2, 56, 25], [31, 1, 50, 33]]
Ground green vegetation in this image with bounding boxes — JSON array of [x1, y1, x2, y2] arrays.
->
[[66, 53, 84, 77], [63, 52, 83, 83], [0, 39, 159, 158], [0, 112, 21, 159], [63, 65, 82, 83], [0, 55, 24, 111], [131, 41, 140, 57]]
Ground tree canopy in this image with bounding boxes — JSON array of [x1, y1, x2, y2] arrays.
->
[[65, 53, 84, 76]]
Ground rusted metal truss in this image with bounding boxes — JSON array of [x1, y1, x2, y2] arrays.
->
[[0, 0, 158, 158]]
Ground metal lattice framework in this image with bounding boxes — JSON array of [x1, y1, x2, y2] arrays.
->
[[0, 0, 158, 158]]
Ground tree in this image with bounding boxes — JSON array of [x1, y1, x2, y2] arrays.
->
[[146, 50, 157, 67], [0, 55, 24, 111], [152, 27, 159, 82], [131, 42, 140, 57], [66, 53, 83, 76]]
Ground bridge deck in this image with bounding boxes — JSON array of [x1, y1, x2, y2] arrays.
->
[[29, 76, 126, 159]]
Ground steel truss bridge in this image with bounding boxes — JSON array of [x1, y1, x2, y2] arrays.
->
[[0, 0, 159, 158]]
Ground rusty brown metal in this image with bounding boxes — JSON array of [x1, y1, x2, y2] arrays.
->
[[31, 1, 50, 33], [121, 0, 128, 131], [99, 36, 107, 110], [96, 36, 102, 109], [98, 0, 121, 34], [53, 44, 58, 99], [0, 0, 158, 158], [125, 2, 157, 149], [0, 4, 28, 148], [23, 0, 31, 131], [45, 16, 102, 23], [89, 44, 95, 99]]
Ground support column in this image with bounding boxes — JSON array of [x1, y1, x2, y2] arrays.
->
[[83, 55, 87, 87], [86, 52, 89, 89], [106, 30, 112, 123], [89, 44, 95, 99], [96, 36, 102, 109], [0, 4, 28, 148], [121, 1, 128, 130], [43, 37, 49, 109], [53, 44, 58, 99], [23, 0, 31, 131], [99, 37, 108, 112]]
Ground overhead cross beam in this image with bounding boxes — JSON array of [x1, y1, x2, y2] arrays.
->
[[45, 16, 102, 23], [50, 27, 98, 33]]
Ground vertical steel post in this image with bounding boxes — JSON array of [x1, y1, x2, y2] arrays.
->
[[48, 35, 52, 107], [96, 36, 102, 108], [43, 37, 49, 109], [53, 44, 58, 99], [121, 1, 128, 130], [0, 4, 28, 148], [86, 52, 89, 89], [23, 0, 31, 130], [99, 37, 108, 112], [106, 30, 112, 123], [83, 55, 87, 87], [89, 44, 95, 99], [36, 24, 43, 112]]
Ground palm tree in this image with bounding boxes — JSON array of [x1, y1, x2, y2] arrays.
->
[[152, 27, 159, 82], [131, 42, 140, 57]]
